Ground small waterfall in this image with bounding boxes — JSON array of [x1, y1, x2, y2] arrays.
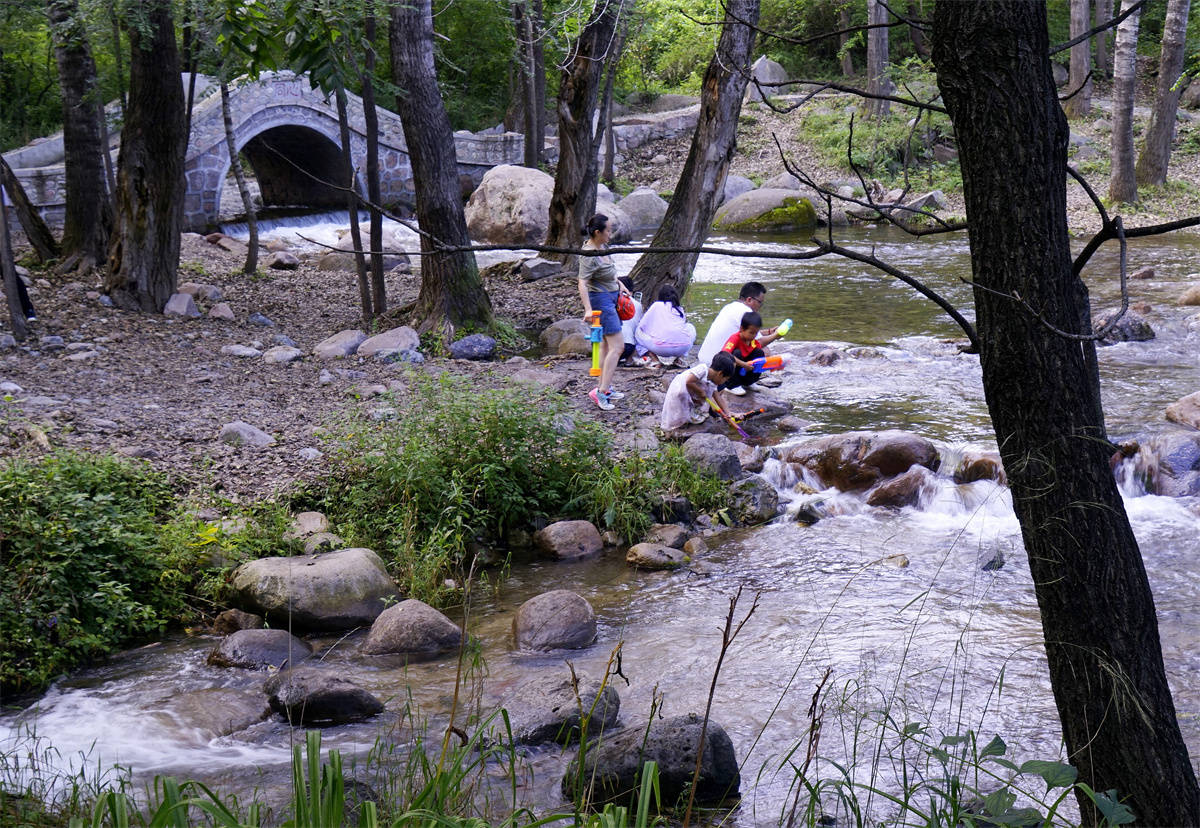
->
[[1114, 446, 1156, 498], [220, 209, 368, 246]]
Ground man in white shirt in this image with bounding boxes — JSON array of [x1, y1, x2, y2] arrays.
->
[[697, 281, 769, 364]]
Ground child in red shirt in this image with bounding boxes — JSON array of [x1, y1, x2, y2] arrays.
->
[[720, 311, 781, 395]]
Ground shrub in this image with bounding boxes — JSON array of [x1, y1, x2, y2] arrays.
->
[[0, 452, 180, 697]]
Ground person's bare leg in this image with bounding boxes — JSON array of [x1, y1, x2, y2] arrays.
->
[[600, 332, 622, 395]]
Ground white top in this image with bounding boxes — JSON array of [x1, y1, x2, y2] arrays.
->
[[635, 301, 692, 347], [620, 295, 644, 343], [697, 300, 754, 364], [661, 362, 715, 431]]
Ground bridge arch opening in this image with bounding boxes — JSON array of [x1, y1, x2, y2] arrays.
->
[[224, 124, 355, 214]]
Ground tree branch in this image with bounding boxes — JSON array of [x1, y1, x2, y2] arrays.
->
[[1049, 0, 1147, 55]]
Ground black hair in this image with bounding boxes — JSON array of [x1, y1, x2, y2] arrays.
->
[[656, 285, 685, 317], [711, 352, 736, 377], [618, 276, 634, 292], [740, 311, 762, 329], [583, 214, 610, 238], [739, 281, 766, 300]]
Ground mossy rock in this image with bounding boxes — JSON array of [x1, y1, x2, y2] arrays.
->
[[712, 188, 818, 233]]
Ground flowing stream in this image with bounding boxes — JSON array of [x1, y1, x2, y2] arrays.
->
[[4, 224, 1200, 825]]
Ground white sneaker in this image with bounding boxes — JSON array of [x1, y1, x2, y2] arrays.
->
[[726, 385, 747, 396], [606, 387, 626, 400], [690, 408, 708, 424]]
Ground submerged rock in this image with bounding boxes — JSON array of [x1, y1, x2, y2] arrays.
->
[[497, 673, 621, 745], [265, 666, 384, 726], [626, 542, 688, 570], [865, 466, 937, 509], [207, 628, 312, 670], [785, 430, 939, 492], [1092, 307, 1155, 345], [513, 590, 596, 651]]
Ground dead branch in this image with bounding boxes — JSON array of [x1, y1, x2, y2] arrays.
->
[[1049, 0, 1148, 55]]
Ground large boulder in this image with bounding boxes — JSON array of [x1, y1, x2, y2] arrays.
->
[[721, 174, 756, 206], [498, 674, 621, 745], [1092, 307, 1155, 345], [728, 474, 780, 524], [358, 326, 420, 358], [1167, 391, 1200, 430], [785, 431, 941, 492], [626, 542, 688, 570], [513, 589, 597, 651], [465, 164, 555, 245], [313, 329, 367, 359], [683, 433, 743, 480], [562, 714, 740, 807], [643, 523, 689, 549], [865, 465, 937, 509], [617, 187, 669, 232], [712, 189, 818, 233], [231, 547, 400, 631], [362, 599, 462, 658], [534, 520, 603, 559], [264, 666, 384, 726], [539, 318, 592, 355], [744, 55, 790, 103], [207, 628, 313, 670]]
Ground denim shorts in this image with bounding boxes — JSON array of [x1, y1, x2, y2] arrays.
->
[[589, 290, 622, 336]]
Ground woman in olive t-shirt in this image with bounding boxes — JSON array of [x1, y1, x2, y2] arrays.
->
[[577, 213, 629, 410]]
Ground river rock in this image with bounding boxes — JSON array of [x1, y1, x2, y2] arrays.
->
[[539, 318, 592, 355], [534, 520, 603, 559], [164, 293, 201, 318], [161, 687, 271, 738], [1142, 432, 1200, 496], [953, 450, 1006, 484], [362, 599, 462, 658], [465, 164, 555, 245], [207, 628, 313, 670], [208, 303, 235, 321], [865, 465, 937, 509], [683, 433, 742, 480], [643, 523, 688, 549], [178, 282, 224, 302], [266, 251, 300, 270], [745, 55, 790, 102], [1183, 77, 1200, 109], [626, 542, 688, 570], [248, 312, 275, 327], [219, 421, 275, 447], [521, 257, 561, 282], [617, 187, 669, 232], [1179, 285, 1200, 305], [1166, 392, 1200, 430], [722, 174, 756, 205], [285, 511, 329, 538], [683, 536, 708, 557], [734, 442, 766, 473], [785, 430, 940, 492], [264, 666, 384, 726], [713, 189, 818, 233], [303, 532, 343, 554], [358, 326, 420, 358], [449, 334, 496, 360], [501, 674, 621, 745], [1092, 307, 1155, 345], [729, 474, 780, 524], [263, 345, 303, 364], [513, 590, 596, 651], [313, 329, 367, 359], [212, 608, 264, 635], [562, 713, 740, 807], [220, 344, 262, 358], [231, 547, 400, 631]]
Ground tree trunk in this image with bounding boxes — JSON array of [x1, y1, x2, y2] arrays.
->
[[0, 156, 60, 263], [601, 23, 625, 187], [1064, 0, 1093, 118], [220, 81, 258, 275], [931, 4, 1200, 825], [907, 0, 929, 59], [363, 12, 386, 316], [513, 0, 539, 168], [1, 192, 30, 342], [625, 0, 759, 300], [107, 0, 125, 112], [390, 0, 492, 337], [1094, 0, 1114, 78], [531, 0, 547, 163], [1109, 0, 1141, 203], [839, 5, 854, 78], [544, 0, 620, 264], [105, 0, 185, 313], [865, 0, 890, 117], [334, 80, 371, 323], [47, 0, 112, 276], [1135, 0, 1191, 186]]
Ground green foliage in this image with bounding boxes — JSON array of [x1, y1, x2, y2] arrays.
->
[[434, 0, 516, 131], [619, 0, 715, 93], [0, 452, 178, 697], [315, 373, 613, 602]]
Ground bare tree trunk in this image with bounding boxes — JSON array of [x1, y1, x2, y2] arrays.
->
[[601, 24, 625, 187], [1109, 0, 1141, 203], [626, 0, 759, 300], [47, 0, 112, 276], [1094, 0, 1114, 78], [531, 0, 547, 163], [105, 0, 185, 313], [334, 80, 371, 322], [513, 0, 539, 168], [1, 193, 30, 342], [220, 81, 258, 275], [363, 12, 386, 316], [1135, 0, 1191, 186], [839, 5, 854, 77], [0, 156, 59, 263], [865, 0, 890, 117], [1064, 0, 1093, 118], [933, 4, 1200, 823], [107, 0, 125, 112], [906, 0, 929, 59], [390, 0, 492, 336], [544, 0, 619, 265]]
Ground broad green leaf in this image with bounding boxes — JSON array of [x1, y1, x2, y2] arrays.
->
[[1020, 759, 1078, 791]]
